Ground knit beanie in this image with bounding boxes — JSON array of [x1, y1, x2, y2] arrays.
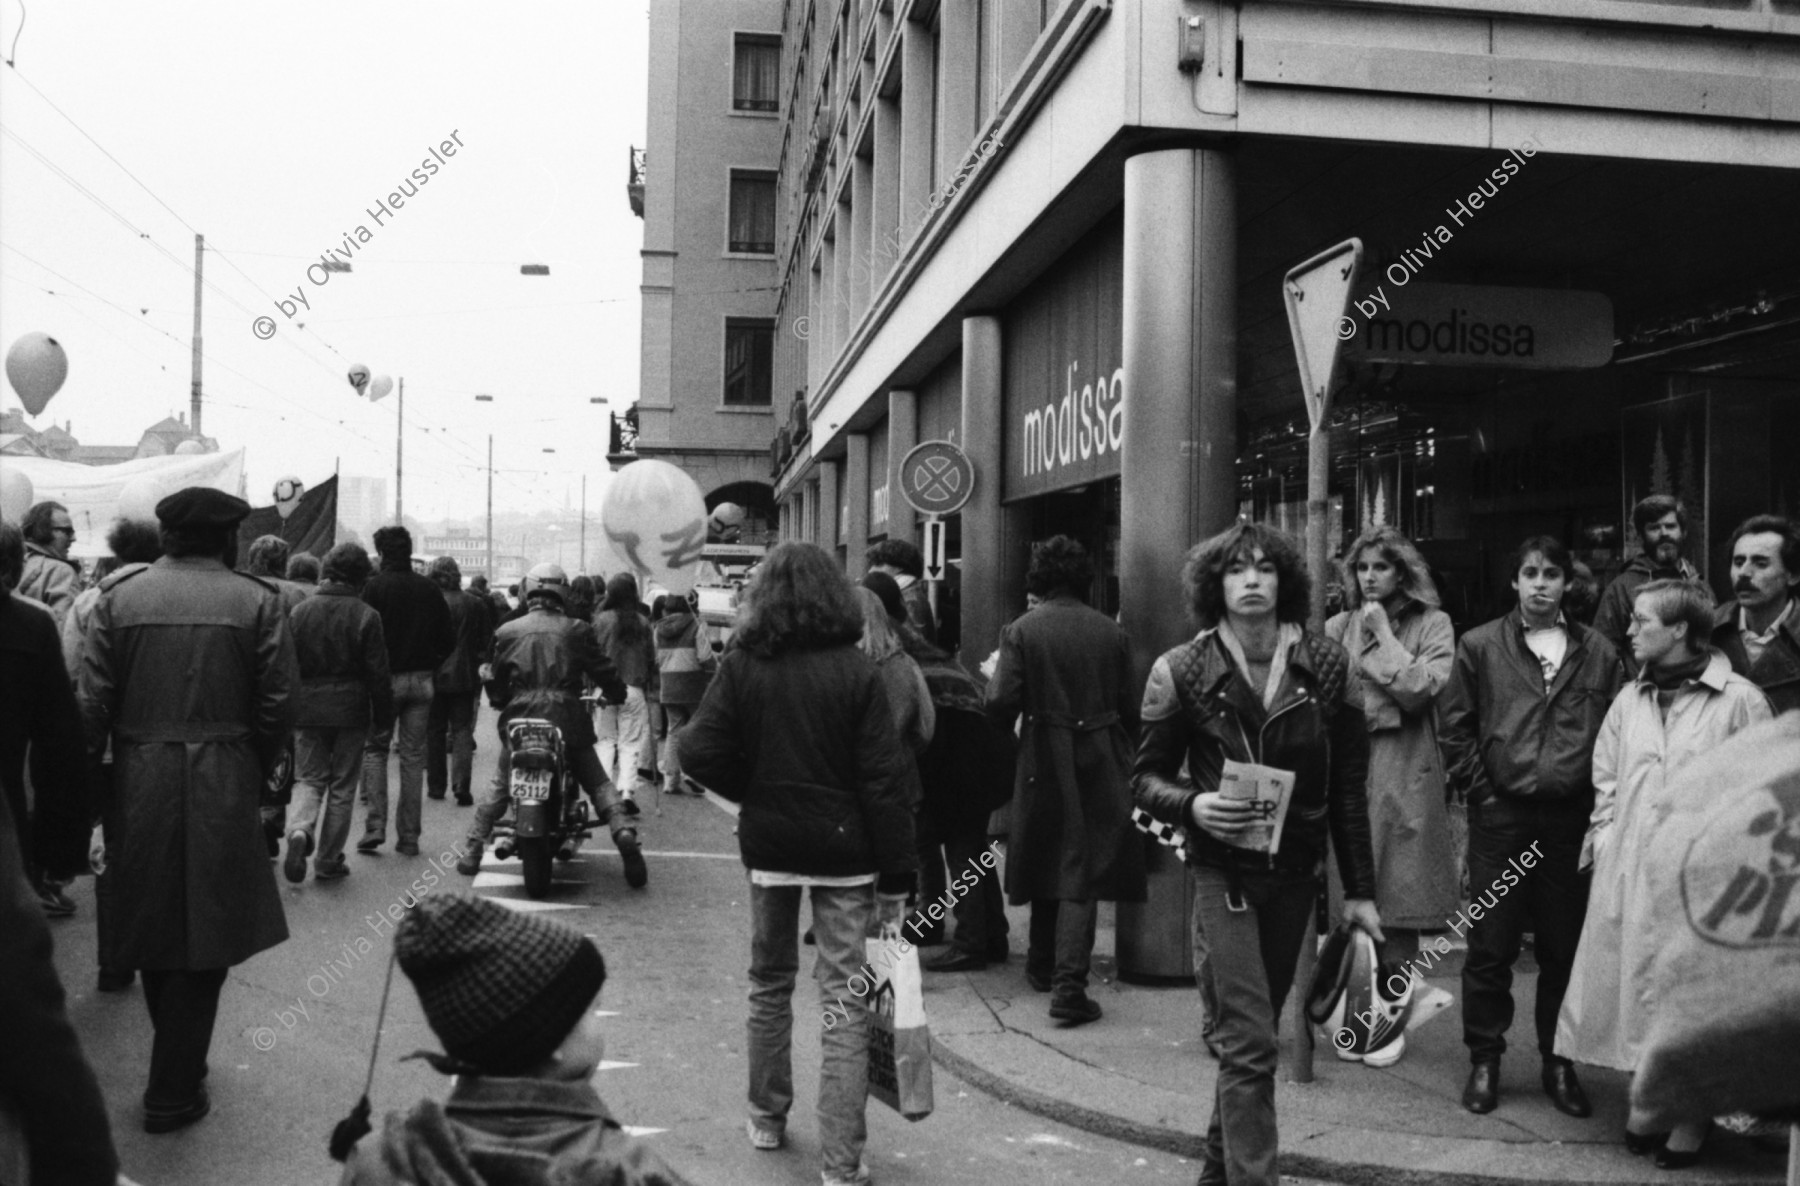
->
[[860, 570, 907, 626], [395, 894, 606, 1075]]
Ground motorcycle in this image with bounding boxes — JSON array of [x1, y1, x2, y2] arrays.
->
[[492, 717, 593, 898]]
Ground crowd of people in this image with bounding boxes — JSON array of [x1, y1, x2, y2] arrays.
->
[[3, 483, 1796, 1186]]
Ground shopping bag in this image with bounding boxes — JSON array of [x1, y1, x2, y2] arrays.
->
[[863, 935, 934, 1121]]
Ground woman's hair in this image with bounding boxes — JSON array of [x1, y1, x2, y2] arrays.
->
[[1339, 526, 1440, 610], [732, 541, 864, 658], [106, 518, 163, 566], [1183, 523, 1311, 627], [246, 534, 290, 578], [1025, 535, 1094, 600], [598, 572, 648, 649], [854, 586, 903, 662], [1633, 578, 1717, 649], [321, 541, 373, 587], [286, 551, 320, 583]]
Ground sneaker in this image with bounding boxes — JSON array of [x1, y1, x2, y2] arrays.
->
[[616, 828, 647, 889], [821, 1162, 872, 1186], [455, 841, 484, 877], [1049, 993, 1103, 1025], [314, 859, 351, 882], [38, 884, 76, 917], [283, 831, 309, 883], [746, 1119, 784, 1151]]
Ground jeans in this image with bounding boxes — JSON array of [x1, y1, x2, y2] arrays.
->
[[596, 687, 648, 795], [293, 726, 366, 866], [747, 879, 875, 1180], [1190, 867, 1220, 1049], [141, 968, 228, 1112], [426, 688, 476, 800], [362, 671, 434, 845], [1461, 794, 1590, 1065], [467, 740, 629, 845], [658, 703, 694, 784], [1025, 898, 1098, 1001], [1191, 864, 1317, 1186]]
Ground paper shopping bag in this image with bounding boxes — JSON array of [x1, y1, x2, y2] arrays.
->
[[863, 935, 934, 1120]]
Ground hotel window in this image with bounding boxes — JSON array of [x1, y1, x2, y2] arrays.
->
[[724, 319, 775, 406], [728, 171, 777, 254], [733, 34, 781, 112]]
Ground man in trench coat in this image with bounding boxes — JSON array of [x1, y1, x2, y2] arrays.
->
[[77, 487, 298, 1134], [984, 535, 1146, 1025]]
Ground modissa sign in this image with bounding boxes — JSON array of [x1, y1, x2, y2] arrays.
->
[[1348, 283, 1613, 369]]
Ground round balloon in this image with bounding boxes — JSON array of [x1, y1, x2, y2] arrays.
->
[[273, 475, 305, 520], [368, 374, 393, 402], [118, 474, 167, 523], [706, 501, 746, 540], [347, 364, 371, 396], [173, 439, 205, 455], [600, 460, 708, 596], [6, 332, 69, 416], [0, 466, 33, 523]]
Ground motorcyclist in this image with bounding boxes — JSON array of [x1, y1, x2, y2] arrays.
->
[[456, 563, 648, 888]]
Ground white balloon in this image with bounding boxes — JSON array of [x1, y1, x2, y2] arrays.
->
[[0, 466, 33, 523], [173, 439, 205, 455], [118, 474, 166, 523], [706, 501, 746, 540], [600, 460, 708, 597], [273, 475, 305, 520], [6, 332, 69, 416], [347, 364, 371, 396], [368, 374, 393, 402]]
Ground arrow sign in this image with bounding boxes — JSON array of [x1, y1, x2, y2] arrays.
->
[[1282, 238, 1363, 429], [922, 517, 947, 583]]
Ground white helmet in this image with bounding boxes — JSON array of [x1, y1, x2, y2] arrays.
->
[[523, 562, 569, 607], [1305, 924, 1413, 1067]]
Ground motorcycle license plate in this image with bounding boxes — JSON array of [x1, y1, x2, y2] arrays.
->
[[511, 769, 552, 801]]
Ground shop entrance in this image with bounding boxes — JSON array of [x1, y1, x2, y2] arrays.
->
[[1024, 477, 1121, 616]]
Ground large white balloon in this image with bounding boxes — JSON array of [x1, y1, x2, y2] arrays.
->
[[273, 475, 305, 520], [706, 501, 746, 541], [118, 474, 167, 523], [368, 374, 393, 402], [173, 439, 206, 455], [601, 460, 708, 596], [347, 364, 371, 396], [0, 466, 33, 523], [6, 332, 69, 416]]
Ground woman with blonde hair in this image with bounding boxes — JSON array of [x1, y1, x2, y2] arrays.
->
[[1324, 526, 1458, 971], [853, 586, 935, 794]]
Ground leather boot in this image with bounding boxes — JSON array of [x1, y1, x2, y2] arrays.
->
[[1462, 1060, 1500, 1114], [1541, 1059, 1591, 1118]]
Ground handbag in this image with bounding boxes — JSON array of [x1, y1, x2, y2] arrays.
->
[[863, 934, 934, 1121]]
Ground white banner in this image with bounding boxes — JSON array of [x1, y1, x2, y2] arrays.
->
[[0, 450, 246, 560]]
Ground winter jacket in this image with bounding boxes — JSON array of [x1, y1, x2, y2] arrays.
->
[[912, 646, 1015, 837], [338, 1075, 690, 1186], [488, 607, 627, 750], [436, 587, 494, 695], [1710, 599, 1800, 716], [592, 609, 653, 689], [362, 559, 454, 675], [652, 612, 710, 706], [290, 584, 395, 731], [1438, 611, 1622, 805], [1134, 626, 1377, 899], [19, 541, 77, 626], [897, 575, 937, 645], [1592, 554, 1699, 678], [2, 592, 94, 881], [874, 650, 934, 807], [678, 641, 918, 895]]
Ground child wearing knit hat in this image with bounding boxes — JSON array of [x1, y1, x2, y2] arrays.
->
[[337, 894, 690, 1186]]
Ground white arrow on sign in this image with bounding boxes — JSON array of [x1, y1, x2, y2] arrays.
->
[[922, 518, 947, 583], [1282, 238, 1363, 429]]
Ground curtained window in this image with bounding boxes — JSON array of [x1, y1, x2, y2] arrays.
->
[[728, 171, 776, 254], [724, 320, 775, 406], [733, 34, 781, 112]]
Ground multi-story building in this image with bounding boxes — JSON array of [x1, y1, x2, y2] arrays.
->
[[339, 474, 389, 543], [632, 0, 788, 538]]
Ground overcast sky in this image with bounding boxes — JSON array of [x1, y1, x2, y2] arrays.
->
[[0, 0, 648, 521]]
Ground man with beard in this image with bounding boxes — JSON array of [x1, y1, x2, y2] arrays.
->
[[1710, 514, 1800, 715], [1593, 496, 1697, 678]]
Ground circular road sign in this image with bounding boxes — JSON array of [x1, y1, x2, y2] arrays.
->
[[899, 440, 975, 517]]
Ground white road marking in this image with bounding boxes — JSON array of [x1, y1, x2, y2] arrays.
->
[[621, 1126, 666, 1137], [596, 1060, 639, 1071], [486, 898, 586, 913], [588, 850, 738, 860], [473, 872, 584, 888]]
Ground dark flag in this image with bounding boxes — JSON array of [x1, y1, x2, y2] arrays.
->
[[237, 475, 338, 560]]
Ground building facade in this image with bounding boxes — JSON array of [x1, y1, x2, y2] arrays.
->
[[339, 474, 389, 544], [633, 0, 789, 536]]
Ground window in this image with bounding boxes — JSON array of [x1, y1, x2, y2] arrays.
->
[[728, 171, 777, 254], [724, 319, 775, 406], [733, 34, 781, 112]]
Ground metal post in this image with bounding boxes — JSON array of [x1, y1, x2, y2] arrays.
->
[[395, 377, 405, 524], [190, 234, 204, 437], [486, 435, 494, 583], [1306, 415, 1332, 629]]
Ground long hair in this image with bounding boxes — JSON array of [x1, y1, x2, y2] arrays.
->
[[732, 541, 863, 658], [1339, 526, 1441, 611], [854, 587, 903, 662], [598, 572, 648, 649], [1183, 523, 1311, 627], [106, 518, 163, 566]]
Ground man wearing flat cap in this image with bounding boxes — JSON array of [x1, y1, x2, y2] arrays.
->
[[77, 485, 299, 1135]]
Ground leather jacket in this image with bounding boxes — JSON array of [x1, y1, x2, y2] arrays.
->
[[488, 607, 626, 749], [1132, 628, 1377, 899]]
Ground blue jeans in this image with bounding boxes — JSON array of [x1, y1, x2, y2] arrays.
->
[[362, 671, 434, 845], [747, 879, 874, 1180], [293, 726, 366, 866]]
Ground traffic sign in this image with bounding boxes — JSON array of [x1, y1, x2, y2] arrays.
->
[[898, 440, 975, 517], [922, 518, 947, 583], [1282, 238, 1362, 429]]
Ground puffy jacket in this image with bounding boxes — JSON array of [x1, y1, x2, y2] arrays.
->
[[436, 587, 494, 695], [289, 584, 395, 731], [678, 642, 918, 894], [652, 612, 710, 706], [362, 559, 454, 675], [1439, 611, 1622, 805], [1133, 627, 1377, 898], [488, 607, 626, 750]]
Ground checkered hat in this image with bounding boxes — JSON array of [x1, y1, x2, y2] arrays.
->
[[395, 893, 605, 1075]]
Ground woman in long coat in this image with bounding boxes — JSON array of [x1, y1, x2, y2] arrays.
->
[[1324, 527, 1458, 964]]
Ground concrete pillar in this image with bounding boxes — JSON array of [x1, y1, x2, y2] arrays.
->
[[886, 389, 918, 542], [851, 157, 874, 320], [844, 432, 871, 576], [818, 458, 842, 554], [899, 21, 935, 244], [960, 316, 1026, 666], [832, 205, 852, 355], [799, 478, 817, 544], [1119, 147, 1238, 687], [937, 2, 980, 188], [873, 95, 903, 286]]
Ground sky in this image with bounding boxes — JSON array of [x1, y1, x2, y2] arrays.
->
[[0, 0, 649, 522]]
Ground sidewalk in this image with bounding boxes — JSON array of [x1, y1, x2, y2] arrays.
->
[[921, 901, 1788, 1186]]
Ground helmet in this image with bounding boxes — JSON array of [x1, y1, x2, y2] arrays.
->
[[523, 562, 569, 608], [1305, 925, 1414, 1067]]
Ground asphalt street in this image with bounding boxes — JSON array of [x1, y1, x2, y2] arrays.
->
[[46, 716, 1348, 1186]]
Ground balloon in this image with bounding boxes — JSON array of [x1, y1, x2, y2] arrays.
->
[[173, 439, 205, 455], [118, 474, 167, 523], [347, 364, 371, 396], [0, 466, 33, 523], [707, 501, 746, 538], [273, 475, 305, 520], [600, 460, 708, 597], [6, 333, 69, 416], [368, 374, 393, 402]]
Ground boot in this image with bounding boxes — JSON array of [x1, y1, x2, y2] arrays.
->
[[455, 838, 484, 876], [615, 827, 647, 888]]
